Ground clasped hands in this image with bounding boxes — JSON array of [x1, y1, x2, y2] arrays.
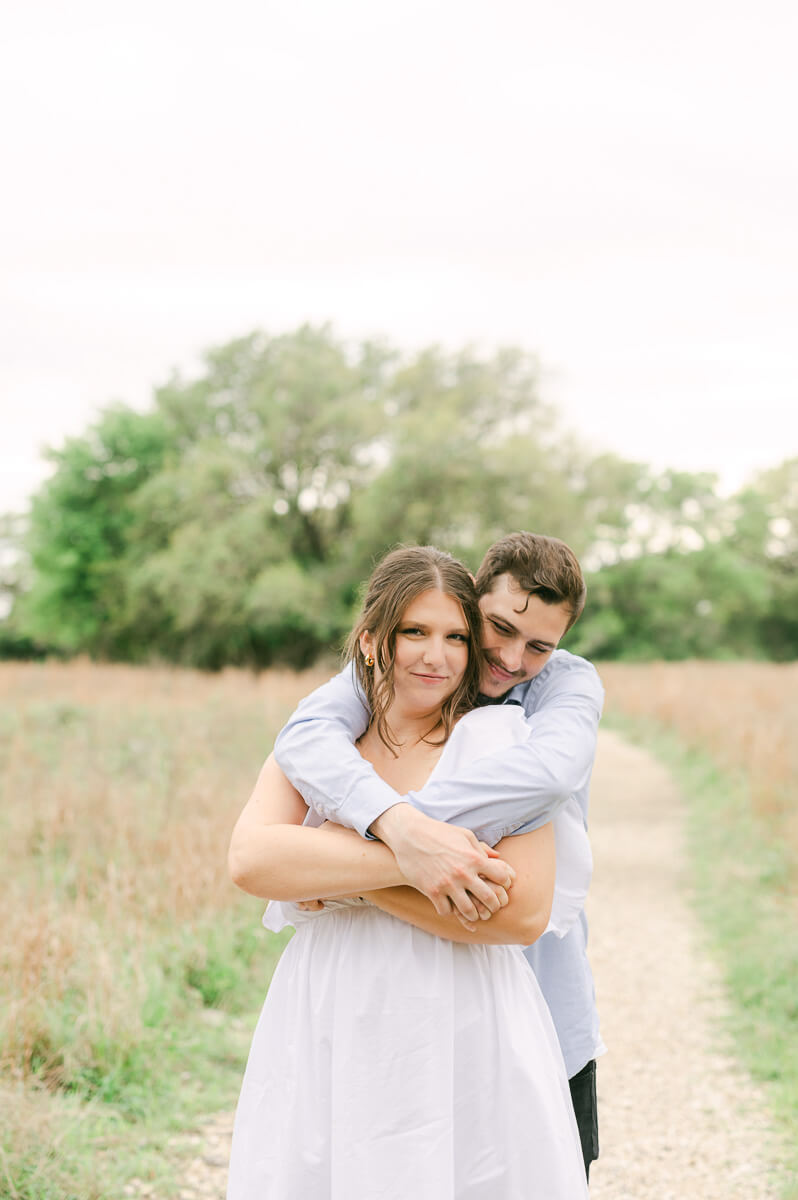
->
[[296, 804, 516, 932]]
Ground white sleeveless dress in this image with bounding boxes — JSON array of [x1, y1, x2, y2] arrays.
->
[[227, 706, 591, 1199]]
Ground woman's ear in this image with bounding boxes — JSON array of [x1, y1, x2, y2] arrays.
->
[[359, 631, 374, 660]]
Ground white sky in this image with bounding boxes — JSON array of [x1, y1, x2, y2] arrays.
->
[[2, 0, 797, 514]]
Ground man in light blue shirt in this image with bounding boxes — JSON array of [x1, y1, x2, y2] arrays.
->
[[274, 531, 605, 1179]]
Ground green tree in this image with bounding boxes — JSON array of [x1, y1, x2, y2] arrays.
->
[[13, 324, 795, 667], [18, 407, 171, 655], [118, 327, 394, 665], [350, 345, 601, 574], [570, 544, 772, 661], [733, 458, 798, 659]]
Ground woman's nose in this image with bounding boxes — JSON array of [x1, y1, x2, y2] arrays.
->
[[422, 637, 444, 662]]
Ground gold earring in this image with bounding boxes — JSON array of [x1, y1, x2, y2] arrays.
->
[[364, 654, 375, 667]]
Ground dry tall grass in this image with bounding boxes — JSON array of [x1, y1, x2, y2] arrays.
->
[[0, 660, 328, 1091], [599, 660, 798, 858], [5, 657, 795, 1195]]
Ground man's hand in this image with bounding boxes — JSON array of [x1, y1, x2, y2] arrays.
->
[[369, 803, 515, 923]]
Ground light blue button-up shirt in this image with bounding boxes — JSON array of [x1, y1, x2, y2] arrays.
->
[[273, 648, 606, 1078]]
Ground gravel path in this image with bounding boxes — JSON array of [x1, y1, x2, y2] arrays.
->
[[588, 730, 785, 1198], [130, 730, 787, 1198]]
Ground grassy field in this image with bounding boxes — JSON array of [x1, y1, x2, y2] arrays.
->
[[0, 661, 328, 1199], [1, 659, 796, 1196], [600, 660, 798, 1196]]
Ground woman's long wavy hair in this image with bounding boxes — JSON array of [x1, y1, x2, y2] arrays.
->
[[344, 545, 485, 752]]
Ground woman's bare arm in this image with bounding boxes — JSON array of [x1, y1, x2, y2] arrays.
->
[[228, 755, 406, 901], [362, 825, 555, 946]]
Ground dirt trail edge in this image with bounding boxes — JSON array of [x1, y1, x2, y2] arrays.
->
[[128, 729, 786, 1199], [589, 729, 784, 1199]]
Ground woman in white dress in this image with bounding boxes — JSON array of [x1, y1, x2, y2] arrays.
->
[[227, 546, 589, 1199]]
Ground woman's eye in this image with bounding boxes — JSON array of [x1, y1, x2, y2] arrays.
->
[[448, 633, 469, 642], [399, 627, 422, 636]]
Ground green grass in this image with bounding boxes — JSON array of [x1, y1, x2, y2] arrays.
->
[[605, 714, 798, 1198], [1, 917, 292, 1200]]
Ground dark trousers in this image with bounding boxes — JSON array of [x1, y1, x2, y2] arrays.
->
[[568, 1059, 599, 1180]]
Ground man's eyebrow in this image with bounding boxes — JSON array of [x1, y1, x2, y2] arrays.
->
[[486, 611, 518, 631]]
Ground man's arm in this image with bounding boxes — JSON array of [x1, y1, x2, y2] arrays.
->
[[273, 665, 402, 837], [405, 657, 604, 841]]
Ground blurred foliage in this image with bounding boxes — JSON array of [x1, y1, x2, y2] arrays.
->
[[2, 325, 797, 665]]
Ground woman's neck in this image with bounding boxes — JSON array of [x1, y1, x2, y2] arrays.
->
[[377, 700, 443, 749], [358, 701, 450, 793]]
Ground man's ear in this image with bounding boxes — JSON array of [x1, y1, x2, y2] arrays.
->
[[468, 572, 476, 584]]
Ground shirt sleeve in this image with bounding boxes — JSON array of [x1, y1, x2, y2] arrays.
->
[[272, 664, 405, 838], [406, 657, 604, 845]]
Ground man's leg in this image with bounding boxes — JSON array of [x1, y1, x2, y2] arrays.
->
[[568, 1059, 599, 1180]]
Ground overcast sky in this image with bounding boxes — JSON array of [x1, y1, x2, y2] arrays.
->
[[2, 0, 797, 514]]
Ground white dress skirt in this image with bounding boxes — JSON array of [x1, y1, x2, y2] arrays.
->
[[227, 707, 591, 1200]]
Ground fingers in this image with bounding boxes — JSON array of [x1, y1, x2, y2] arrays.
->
[[482, 884, 510, 911], [467, 891, 509, 920], [445, 881, 508, 922], [478, 853, 516, 890], [461, 873, 511, 915], [446, 887, 482, 923], [428, 889, 456, 918], [435, 848, 517, 923], [468, 894, 492, 921]]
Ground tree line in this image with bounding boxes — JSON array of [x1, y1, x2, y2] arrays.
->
[[2, 326, 796, 667]]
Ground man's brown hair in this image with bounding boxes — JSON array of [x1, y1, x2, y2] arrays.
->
[[474, 532, 586, 632]]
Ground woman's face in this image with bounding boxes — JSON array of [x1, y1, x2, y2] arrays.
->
[[362, 588, 471, 713]]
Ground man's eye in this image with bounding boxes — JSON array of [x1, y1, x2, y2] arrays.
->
[[491, 621, 512, 636]]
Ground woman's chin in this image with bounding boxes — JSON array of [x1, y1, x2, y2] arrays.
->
[[395, 684, 458, 716]]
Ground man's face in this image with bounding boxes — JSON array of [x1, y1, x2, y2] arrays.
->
[[477, 573, 571, 698]]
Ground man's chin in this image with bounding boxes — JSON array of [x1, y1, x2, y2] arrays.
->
[[479, 675, 515, 699]]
